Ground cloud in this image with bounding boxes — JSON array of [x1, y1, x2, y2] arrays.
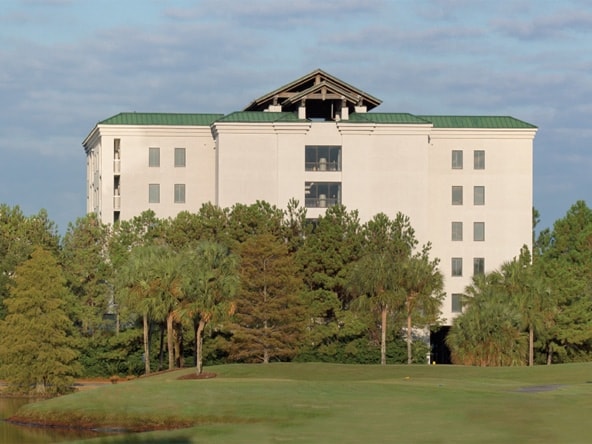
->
[[493, 9, 592, 40]]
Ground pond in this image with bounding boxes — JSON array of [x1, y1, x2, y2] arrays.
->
[[0, 397, 107, 443]]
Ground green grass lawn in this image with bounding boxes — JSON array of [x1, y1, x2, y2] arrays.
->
[[13, 362, 592, 443]]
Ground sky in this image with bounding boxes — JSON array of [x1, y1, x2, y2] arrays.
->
[[1, 0, 591, 235]]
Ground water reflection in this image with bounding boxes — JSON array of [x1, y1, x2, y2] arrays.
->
[[0, 397, 104, 443]]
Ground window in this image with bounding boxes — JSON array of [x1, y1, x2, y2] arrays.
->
[[452, 150, 463, 169], [474, 150, 485, 169], [452, 186, 463, 205], [149, 147, 160, 167], [175, 148, 186, 167], [451, 258, 463, 277], [114, 139, 121, 160], [474, 222, 485, 241], [474, 186, 485, 205], [473, 258, 485, 275], [148, 184, 160, 203], [451, 294, 463, 313], [304, 182, 341, 208], [305, 146, 341, 171], [452, 222, 463, 241], [174, 184, 186, 203]]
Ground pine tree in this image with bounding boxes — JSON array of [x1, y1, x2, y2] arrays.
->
[[230, 234, 305, 363], [0, 248, 80, 395]]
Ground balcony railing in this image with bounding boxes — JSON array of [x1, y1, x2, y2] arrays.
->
[[113, 195, 121, 210], [113, 159, 121, 174], [305, 196, 339, 208], [305, 159, 340, 171]]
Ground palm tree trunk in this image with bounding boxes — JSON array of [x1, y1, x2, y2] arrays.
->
[[167, 312, 175, 370], [143, 313, 150, 375], [381, 306, 387, 365], [407, 312, 413, 365], [529, 325, 534, 367], [196, 319, 206, 374], [158, 324, 165, 371]]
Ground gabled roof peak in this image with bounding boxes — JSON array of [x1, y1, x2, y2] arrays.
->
[[244, 69, 381, 120]]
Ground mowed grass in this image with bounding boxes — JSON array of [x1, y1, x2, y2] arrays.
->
[[14, 362, 592, 443]]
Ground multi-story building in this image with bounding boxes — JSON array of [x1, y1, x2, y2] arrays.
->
[[83, 69, 537, 333]]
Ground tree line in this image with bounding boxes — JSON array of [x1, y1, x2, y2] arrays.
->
[[1, 199, 591, 395], [0, 200, 443, 395]]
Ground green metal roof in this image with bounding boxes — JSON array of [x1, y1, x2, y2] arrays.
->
[[97, 111, 536, 129], [348, 112, 431, 124], [419, 115, 537, 129], [216, 111, 306, 123], [99, 112, 224, 126]]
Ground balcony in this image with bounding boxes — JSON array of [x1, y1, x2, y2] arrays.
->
[[113, 159, 121, 174], [305, 196, 339, 208], [305, 182, 341, 208]]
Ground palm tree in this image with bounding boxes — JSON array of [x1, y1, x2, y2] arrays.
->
[[400, 248, 444, 364], [117, 245, 163, 375], [151, 246, 184, 370], [349, 250, 404, 365], [180, 241, 239, 374], [447, 270, 527, 366], [117, 244, 183, 374], [500, 246, 551, 367]]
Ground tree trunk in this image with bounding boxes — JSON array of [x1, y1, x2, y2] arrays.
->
[[263, 319, 269, 364], [195, 319, 206, 374], [380, 306, 387, 365], [143, 313, 150, 375], [158, 324, 165, 371], [528, 324, 534, 367], [407, 312, 413, 365], [167, 312, 175, 370], [174, 326, 183, 368]]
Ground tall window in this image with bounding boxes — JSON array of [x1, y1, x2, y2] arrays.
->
[[451, 258, 463, 276], [149, 147, 160, 167], [174, 184, 186, 203], [451, 294, 463, 313], [452, 222, 463, 241], [452, 186, 463, 205], [474, 186, 485, 205], [473, 258, 485, 275], [174, 148, 186, 167], [148, 184, 160, 203], [474, 150, 485, 169], [474, 222, 485, 241], [304, 182, 341, 208], [305, 146, 341, 171], [452, 150, 463, 169]]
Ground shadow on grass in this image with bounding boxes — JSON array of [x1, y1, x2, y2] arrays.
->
[[104, 436, 192, 444]]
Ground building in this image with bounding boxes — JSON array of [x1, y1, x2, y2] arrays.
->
[[83, 69, 537, 328]]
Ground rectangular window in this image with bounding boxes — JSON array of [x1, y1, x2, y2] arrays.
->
[[474, 150, 485, 169], [148, 184, 160, 203], [305, 146, 342, 171], [304, 182, 341, 208], [114, 139, 121, 160], [474, 222, 485, 241], [473, 258, 485, 276], [174, 148, 186, 167], [474, 186, 485, 205], [451, 294, 463, 313], [451, 258, 463, 277], [149, 147, 160, 167], [452, 222, 463, 241], [452, 186, 463, 205], [174, 184, 186, 203], [452, 150, 463, 169]]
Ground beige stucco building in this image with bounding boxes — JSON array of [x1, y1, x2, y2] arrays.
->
[[83, 69, 537, 328]]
